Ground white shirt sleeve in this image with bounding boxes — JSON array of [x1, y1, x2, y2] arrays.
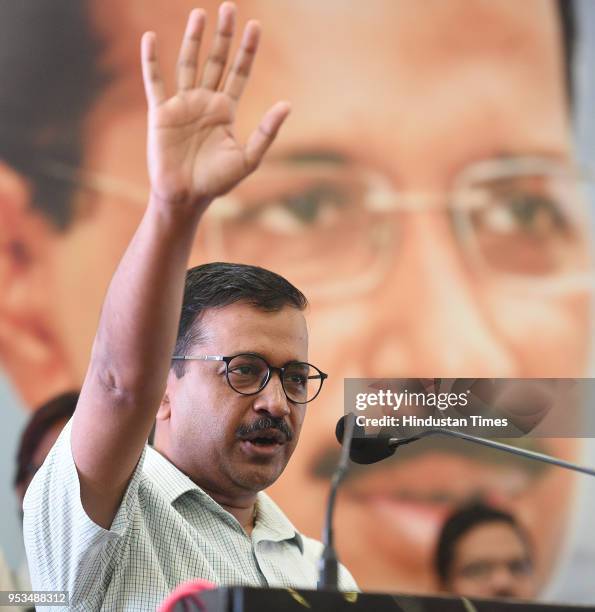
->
[[23, 418, 146, 609]]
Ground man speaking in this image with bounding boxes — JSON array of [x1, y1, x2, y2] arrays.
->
[[23, 4, 357, 609]]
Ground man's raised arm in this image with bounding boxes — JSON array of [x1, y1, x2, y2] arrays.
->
[[70, 3, 290, 529]]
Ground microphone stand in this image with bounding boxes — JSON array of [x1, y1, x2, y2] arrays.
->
[[318, 413, 356, 590], [388, 428, 595, 477]]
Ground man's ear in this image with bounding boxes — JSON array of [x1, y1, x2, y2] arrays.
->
[[0, 160, 73, 408], [156, 390, 172, 422], [153, 384, 174, 449]]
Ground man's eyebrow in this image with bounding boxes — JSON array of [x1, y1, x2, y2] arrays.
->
[[493, 149, 571, 162], [268, 150, 350, 166]]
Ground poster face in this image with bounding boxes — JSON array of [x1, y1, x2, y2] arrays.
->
[[0, 0, 592, 599]]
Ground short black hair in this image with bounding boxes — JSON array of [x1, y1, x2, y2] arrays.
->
[[172, 262, 308, 377], [14, 391, 79, 489], [434, 502, 532, 585]]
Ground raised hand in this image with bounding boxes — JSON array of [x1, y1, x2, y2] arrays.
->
[[141, 3, 290, 211]]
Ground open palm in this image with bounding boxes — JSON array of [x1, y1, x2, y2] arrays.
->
[[142, 4, 290, 209]]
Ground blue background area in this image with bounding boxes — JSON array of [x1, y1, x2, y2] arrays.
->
[[0, 377, 26, 570]]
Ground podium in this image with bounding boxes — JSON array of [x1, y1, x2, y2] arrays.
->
[[173, 587, 595, 611]]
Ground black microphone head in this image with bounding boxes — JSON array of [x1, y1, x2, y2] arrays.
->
[[335, 415, 396, 465]]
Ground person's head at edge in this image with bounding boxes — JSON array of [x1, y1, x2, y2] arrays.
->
[[435, 502, 536, 600], [0, 0, 588, 594], [14, 391, 79, 506], [153, 262, 312, 500]]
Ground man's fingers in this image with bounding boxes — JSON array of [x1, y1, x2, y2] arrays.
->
[[244, 102, 291, 171], [176, 9, 207, 92], [141, 32, 167, 108], [200, 2, 236, 91], [223, 20, 260, 103]]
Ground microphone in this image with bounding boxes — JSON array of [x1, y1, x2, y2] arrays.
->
[[335, 417, 595, 477], [335, 415, 415, 464]]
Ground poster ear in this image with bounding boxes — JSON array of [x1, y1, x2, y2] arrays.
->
[[0, 160, 72, 409]]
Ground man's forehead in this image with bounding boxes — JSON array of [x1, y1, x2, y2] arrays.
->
[[91, 0, 560, 79], [458, 521, 529, 555], [90, 0, 566, 172], [195, 303, 308, 354]]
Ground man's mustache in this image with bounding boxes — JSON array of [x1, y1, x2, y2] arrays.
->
[[311, 434, 551, 483], [236, 416, 294, 442]]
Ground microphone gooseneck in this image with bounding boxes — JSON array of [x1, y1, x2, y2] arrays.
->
[[390, 428, 595, 477], [335, 415, 595, 477], [318, 413, 356, 590]]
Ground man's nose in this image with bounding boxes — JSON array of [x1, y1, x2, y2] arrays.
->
[[356, 211, 516, 378], [488, 564, 517, 596], [252, 372, 291, 418]]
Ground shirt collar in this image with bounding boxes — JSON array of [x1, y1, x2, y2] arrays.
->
[[254, 492, 304, 554], [143, 445, 304, 553], [144, 445, 200, 504]]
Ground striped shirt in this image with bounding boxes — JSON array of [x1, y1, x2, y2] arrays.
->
[[23, 420, 357, 611]]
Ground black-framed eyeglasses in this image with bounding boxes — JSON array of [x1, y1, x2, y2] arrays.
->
[[171, 352, 328, 404]]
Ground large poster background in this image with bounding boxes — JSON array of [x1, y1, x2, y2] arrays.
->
[[1, 0, 595, 603]]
